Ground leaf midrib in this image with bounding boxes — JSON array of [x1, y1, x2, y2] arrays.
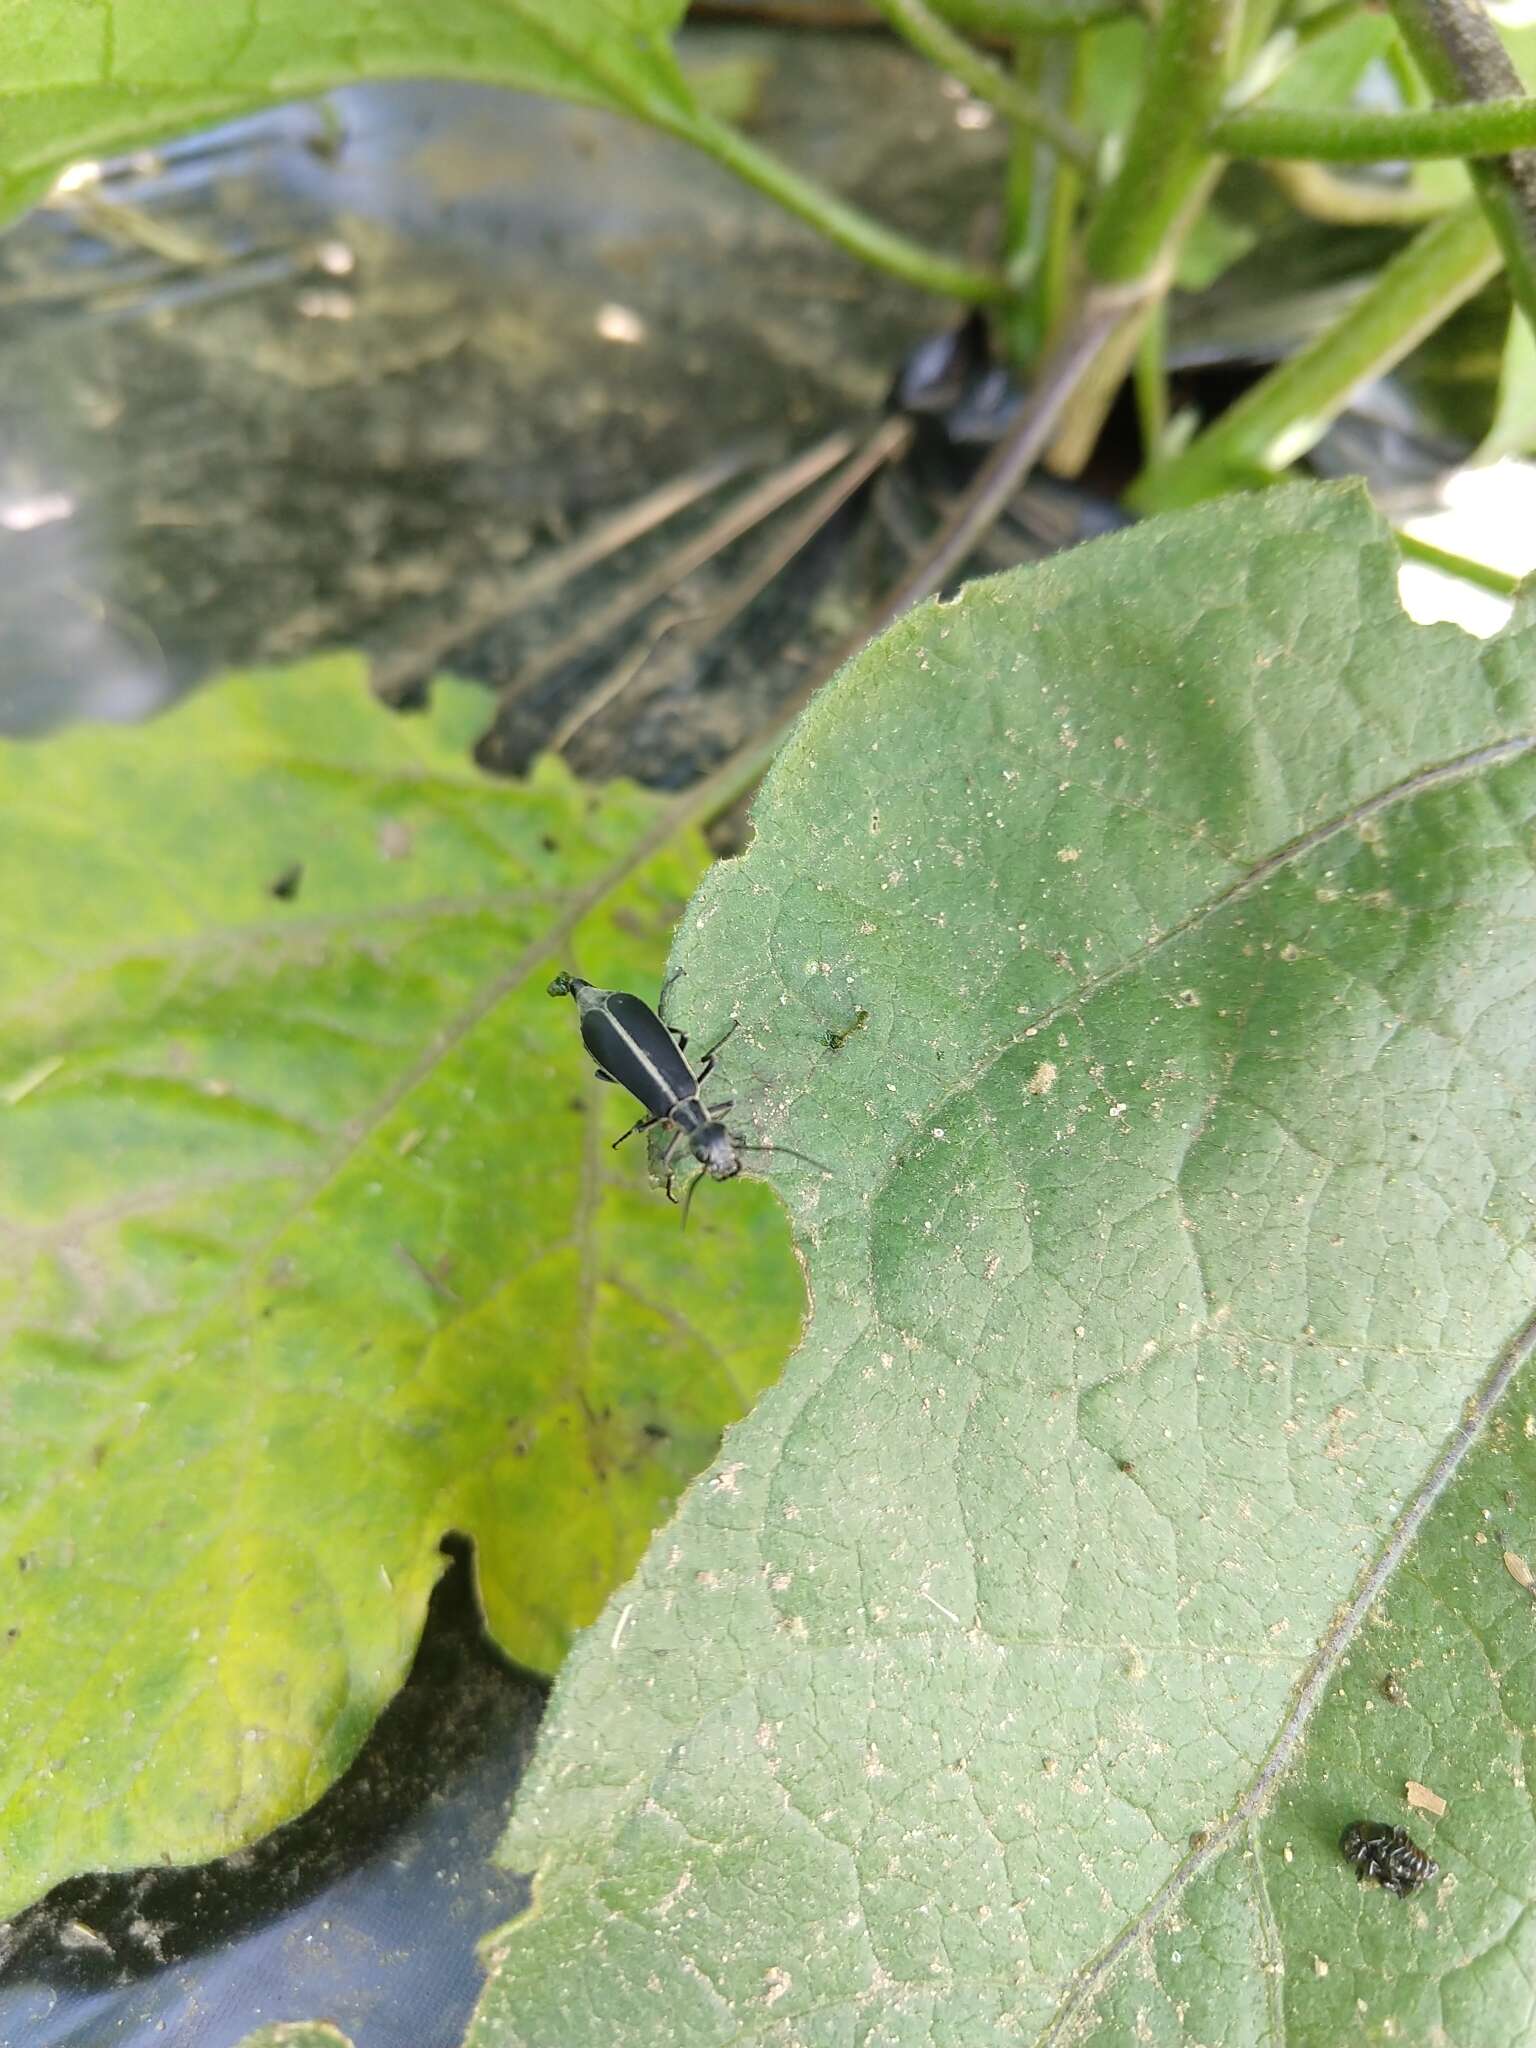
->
[[28, 783, 696, 1356], [873, 729, 1536, 1213], [504, 722, 1536, 1900], [4, 682, 742, 1612], [0, 890, 562, 1030], [0, 786, 702, 1841], [584, 727, 1536, 2037], [1039, 1299, 1536, 2044], [845, 727, 1536, 2037]]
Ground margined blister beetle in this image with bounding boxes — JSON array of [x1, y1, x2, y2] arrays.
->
[[548, 971, 829, 1220]]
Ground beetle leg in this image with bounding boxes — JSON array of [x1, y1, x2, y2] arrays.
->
[[657, 968, 684, 1024], [668, 1029, 689, 1052], [593, 1067, 618, 1083], [612, 1113, 659, 1150], [700, 1015, 741, 1064], [693, 1018, 739, 1076], [706, 1098, 734, 1116], [657, 1126, 685, 1203]]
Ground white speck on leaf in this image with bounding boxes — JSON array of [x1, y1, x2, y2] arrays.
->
[[1405, 1780, 1447, 1816]]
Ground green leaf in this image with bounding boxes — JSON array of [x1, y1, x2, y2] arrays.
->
[[0, 0, 695, 220], [1258, 12, 1397, 111], [1173, 203, 1257, 291], [1476, 306, 1536, 462], [1246, 13, 1469, 217], [1073, 1345, 1536, 2042], [466, 482, 1536, 2044], [1501, 26, 1536, 94], [1077, 17, 1151, 137], [0, 656, 802, 1919], [234, 2027, 356, 2048]]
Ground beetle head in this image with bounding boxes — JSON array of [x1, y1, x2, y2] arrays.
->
[[690, 1121, 741, 1180]]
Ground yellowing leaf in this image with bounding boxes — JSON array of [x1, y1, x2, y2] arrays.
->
[[0, 657, 802, 1918]]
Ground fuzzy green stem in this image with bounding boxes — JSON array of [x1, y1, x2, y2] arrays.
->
[[1213, 97, 1536, 160], [1132, 201, 1500, 511], [1002, 37, 1087, 361], [1003, 38, 1046, 270], [867, 0, 1096, 168], [1133, 301, 1171, 460], [1291, 0, 1368, 52], [1262, 159, 1448, 225], [1085, 0, 1242, 283], [1040, 41, 1086, 336], [676, 106, 1007, 303], [1002, 40, 1050, 359], [1386, 0, 1536, 343], [1396, 530, 1522, 597], [945, 0, 1131, 22], [1049, 0, 1238, 469]]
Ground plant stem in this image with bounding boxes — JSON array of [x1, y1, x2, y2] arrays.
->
[[1262, 159, 1448, 226], [1085, 0, 1242, 285], [1002, 39, 1050, 359], [1003, 38, 1046, 268], [1048, 0, 1239, 465], [694, 292, 1138, 819], [880, 293, 1134, 612], [1213, 97, 1536, 160], [1132, 202, 1500, 510], [1003, 37, 1086, 361], [677, 106, 1007, 303], [1290, 0, 1369, 51], [1133, 301, 1171, 461], [1038, 39, 1086, 337], [1385, 0, 1536, 341], [867, 0, 1096, 168], [1396, 530, 1522, 597]]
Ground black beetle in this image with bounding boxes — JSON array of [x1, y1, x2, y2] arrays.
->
[[1340, 1820, 1439, 1898], [548, 971, 827, 1215]]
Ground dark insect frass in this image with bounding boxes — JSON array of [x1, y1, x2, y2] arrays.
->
[[1340, 1820, 1439, 1898]]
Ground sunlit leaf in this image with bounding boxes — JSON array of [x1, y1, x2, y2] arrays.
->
[[467, 483, 1536, 2044], [234, 2025, 356, 2048], [0, 657, 802, 1919], [1477, 305, 1536, 462], [0, 0, 694, 219]]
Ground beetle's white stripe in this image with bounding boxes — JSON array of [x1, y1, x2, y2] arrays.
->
[[609, 1012, 692, 1101]]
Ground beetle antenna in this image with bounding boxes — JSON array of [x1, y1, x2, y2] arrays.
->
[[679, 1167, 708, 1229], [734, 1142, 833, 1176]]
